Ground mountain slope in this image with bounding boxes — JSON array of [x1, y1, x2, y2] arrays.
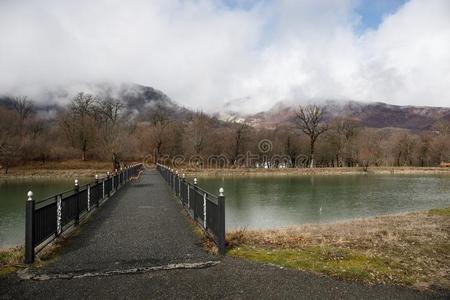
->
[[0, 83, 190, 120], [219, 100, 450, 131]]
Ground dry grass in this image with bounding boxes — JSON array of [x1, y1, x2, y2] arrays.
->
[[0, 246, 24, 276], [0, 160, 113, 178], [183, 166, 450, 177], [227, 209, 450, 290], [0, 238, 68, 277]]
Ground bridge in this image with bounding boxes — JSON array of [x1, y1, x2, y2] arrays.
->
[[0, 166, 433, 299]]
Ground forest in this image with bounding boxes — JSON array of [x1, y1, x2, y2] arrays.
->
[[1, 93, 449, 173]]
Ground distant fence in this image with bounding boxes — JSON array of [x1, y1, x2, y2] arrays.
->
[[25, 164, 143, 264], [156, 163, 226, 255]]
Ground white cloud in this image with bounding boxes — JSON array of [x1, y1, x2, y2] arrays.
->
[[0, 0, 449, 112]]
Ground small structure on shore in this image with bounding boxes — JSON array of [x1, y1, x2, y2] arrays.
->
[[439, 161, 450, 168]]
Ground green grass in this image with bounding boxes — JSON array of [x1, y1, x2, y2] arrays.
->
[[228, 246, 413, 285], [429, 207, 450, 217]]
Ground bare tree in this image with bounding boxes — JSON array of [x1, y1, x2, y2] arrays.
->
[[14, 96, 33, 122], [95, 97, 125, 169], [60, 93, 98, 161], [0, 107, 24, 173], [184, 112, 212, 155], [296, 105, 328, 168], [229, 123, 251, 166], [147, 103, 172, 163]]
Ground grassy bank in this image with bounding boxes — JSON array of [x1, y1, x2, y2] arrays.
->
[[227, 208, 450, 290], [0, 230, 78, 277], [0, 247, 24, 276], [0, 160, 112, 178], [184, 166, 450, 177]]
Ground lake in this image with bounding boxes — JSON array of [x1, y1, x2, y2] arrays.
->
[[0, 178, 90, 248], [198, 174, 450, 230], [1, 174, 449, 248]]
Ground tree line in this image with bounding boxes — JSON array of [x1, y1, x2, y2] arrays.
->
[[1, 93, 449, 173]]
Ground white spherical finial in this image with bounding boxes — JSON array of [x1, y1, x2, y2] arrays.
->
[[27, 191, 33, 201], [107, 171, 110, 176], [219, 187, 224, 197], [95, 174, 98, 179], [194, 178, 198, 185], [182, 173, 185, 178], [74, 179, 79, 186]]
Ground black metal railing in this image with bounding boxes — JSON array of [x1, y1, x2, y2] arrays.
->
[[156, 163, 226, 255], [24, 163, 143, 264]]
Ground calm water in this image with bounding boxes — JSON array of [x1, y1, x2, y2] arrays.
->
[[2, 175, 450, 248], [199, 175, 450, 230], [0, 178, 89, 248]]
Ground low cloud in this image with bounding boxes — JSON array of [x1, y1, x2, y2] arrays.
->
[[0, 0, 449, 112]]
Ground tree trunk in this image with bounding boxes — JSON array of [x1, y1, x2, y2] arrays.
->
[[309, 139, 315, 168]]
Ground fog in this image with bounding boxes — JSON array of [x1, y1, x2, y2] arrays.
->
[[0, 0, 449, 113]]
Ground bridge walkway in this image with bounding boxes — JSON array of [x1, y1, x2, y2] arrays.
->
[[39, 169, 215, 274]]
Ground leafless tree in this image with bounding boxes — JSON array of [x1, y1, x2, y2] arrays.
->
[[0, 107, 24, 173], [229, 123, 251, 166], [296, 105, 328, 168], [184, 112, 212, 155], [60, 93, 98, 161], [95, 97, 125, 169], [14, 96, 33, 122]]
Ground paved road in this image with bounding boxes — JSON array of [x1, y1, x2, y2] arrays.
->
[[0, 170, 447, 299]]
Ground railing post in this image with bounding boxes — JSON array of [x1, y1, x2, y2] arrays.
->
[[56, 194, 62, 236], [95, 174, 100, 208], [178, 171, 181, 196], [87, 184, 91, 211], [25, 191, 35, 264], [74, 179, 80, 226], [187, 182, 190, 208], [175, 170, 178, 195], [107, 172, 111, 197], [203, 192, 207, 229], [113, 170, 116, 191], [218, 187, 226, 255], [193, 178, 198, 219], [102, 175, 106, 200], [182, 173, 186, 203]]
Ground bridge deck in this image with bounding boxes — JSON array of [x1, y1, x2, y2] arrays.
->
[[41, 169, 215, 274]]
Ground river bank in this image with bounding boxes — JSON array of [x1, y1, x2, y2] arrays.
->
[[0, 160, 112, 179], [226, 208, 450, 291], [183, 166, 450, 177]]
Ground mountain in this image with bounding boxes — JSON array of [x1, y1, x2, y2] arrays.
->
[[2, 84, 449, 130], [0, 83, 190, 120], [216, 100, 450, 131]]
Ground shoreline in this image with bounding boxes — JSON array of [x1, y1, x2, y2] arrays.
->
[[0, 169, 109, 179], [0, 160, 114, 179], [183, 166, 450, 177], [2, 165, 450, 179], [227, 207, 450, 290]]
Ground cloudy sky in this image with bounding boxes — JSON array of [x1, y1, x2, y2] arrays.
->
[[0, 0, 449, 112]]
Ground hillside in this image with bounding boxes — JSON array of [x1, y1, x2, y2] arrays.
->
[[0, 83, 190, 121], [217, 100, 450, 131], [2, 84, 450, 131]]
